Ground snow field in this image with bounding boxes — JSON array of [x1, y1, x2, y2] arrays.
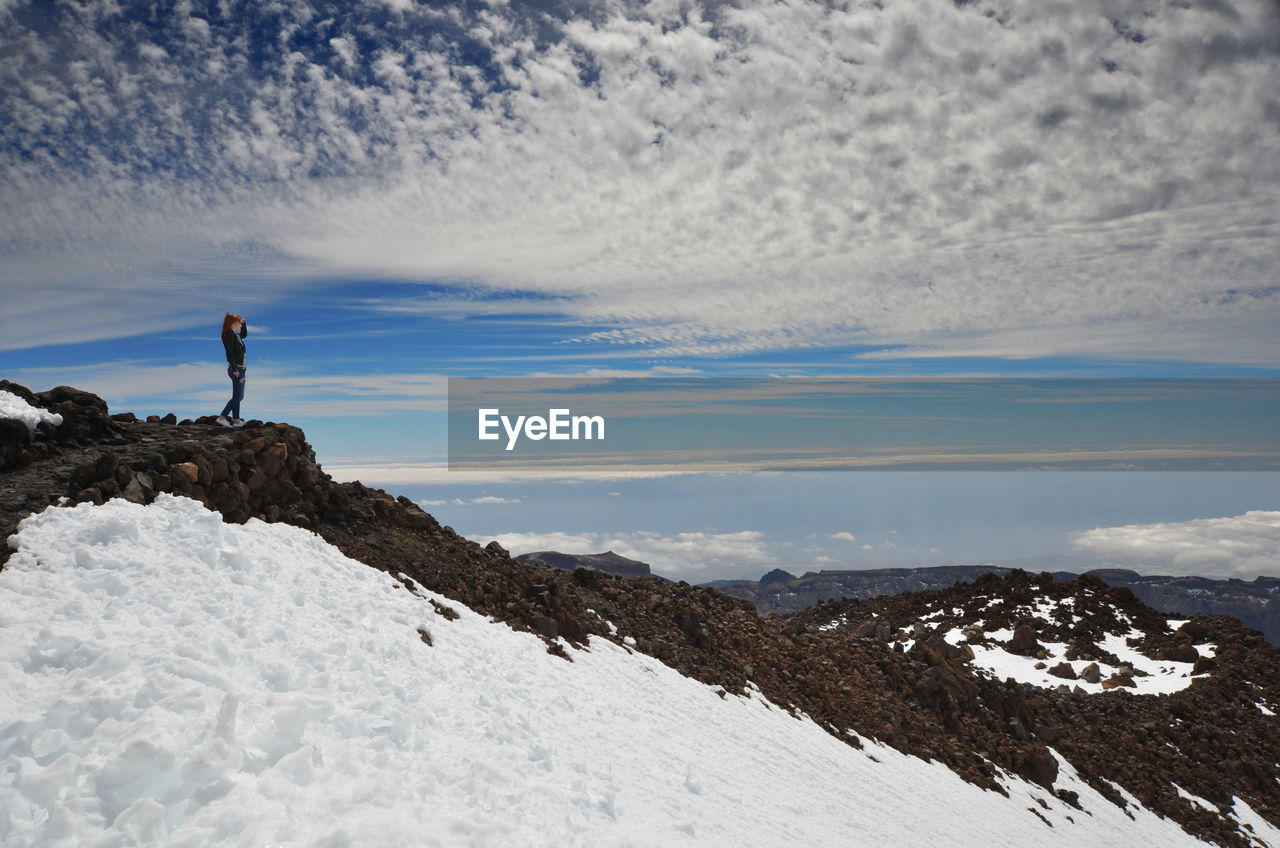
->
[[1, 495, 1212, 846], [961, 630, 1203, 696], [935, 595, 1213, 695], [0, 390, 63, 431]]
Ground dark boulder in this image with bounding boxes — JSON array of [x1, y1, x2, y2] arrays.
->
[[1048, 662, 1077, 680], [1007, 625, 1041, 656]]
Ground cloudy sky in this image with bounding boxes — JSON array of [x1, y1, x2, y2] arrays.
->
[[2, 0, 1278, 580]]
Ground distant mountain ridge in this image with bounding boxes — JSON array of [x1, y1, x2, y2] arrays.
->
[[707, 566, 1280, 645], [515, 550, 653, 579], [708, 565, 1022, 613]]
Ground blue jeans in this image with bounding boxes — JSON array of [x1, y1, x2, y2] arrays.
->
[[221, 365, 245, 419]]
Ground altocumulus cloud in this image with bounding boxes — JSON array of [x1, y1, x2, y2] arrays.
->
[[3, 0, 1279, 361], [1071, 510, 1280, 579]]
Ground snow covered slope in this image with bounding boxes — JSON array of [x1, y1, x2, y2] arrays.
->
[[1, 495, 1220, 847]]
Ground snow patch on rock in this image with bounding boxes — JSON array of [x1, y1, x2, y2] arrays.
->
[[0, 390, 63, 431]]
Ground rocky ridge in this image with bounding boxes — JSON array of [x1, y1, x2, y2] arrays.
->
[[515, 549, 654, 579], [2, 382, 1278, 847], [710, 565, 1025, 613], [712, 566, 1280, 645]]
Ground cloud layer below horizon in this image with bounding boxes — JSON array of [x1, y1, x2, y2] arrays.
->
[[1073, 510, 1280, 578], [3, 0, 1279, 361]]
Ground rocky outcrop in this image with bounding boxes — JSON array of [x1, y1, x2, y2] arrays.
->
[[1092, 571, 1280, 647], [788, 570, 1280, 847], [0, 381, 115, 473], [3, 382, 1278, 848]]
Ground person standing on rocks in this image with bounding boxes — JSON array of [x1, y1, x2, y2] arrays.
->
[[217, 312, 248, 426]]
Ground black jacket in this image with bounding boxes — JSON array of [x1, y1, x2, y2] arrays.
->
[[222, 323, 247, 369]]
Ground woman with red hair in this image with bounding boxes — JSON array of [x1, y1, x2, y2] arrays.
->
[[217, 313, 248, 426]]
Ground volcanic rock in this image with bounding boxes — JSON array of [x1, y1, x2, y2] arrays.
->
[[1048, 662, 1077, 680], [1007, 625, 1042, 656]]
